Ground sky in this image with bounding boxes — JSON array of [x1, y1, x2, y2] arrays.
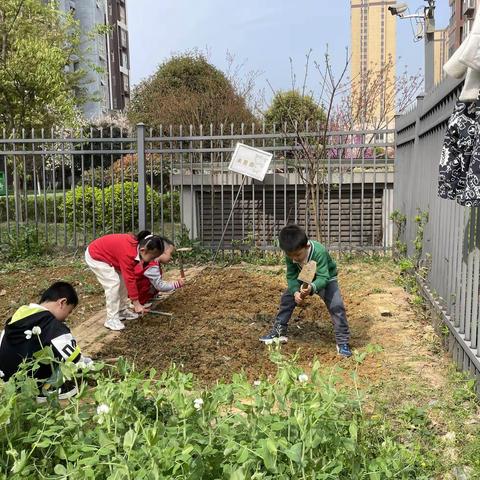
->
[[126, 0, 450, 102]]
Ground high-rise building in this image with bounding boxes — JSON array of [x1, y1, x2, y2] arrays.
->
[[350, 0, 397, 128], [58, 0, 131, 119], [106, 0, 131, 111], [448, 0, 477, 58], [433, 28, 449, 85]]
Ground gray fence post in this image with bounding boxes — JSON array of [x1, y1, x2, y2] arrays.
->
[[137, 123, 146, 231]]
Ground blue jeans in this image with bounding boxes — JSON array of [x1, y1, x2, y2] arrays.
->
[[274, 280, 350, 345]]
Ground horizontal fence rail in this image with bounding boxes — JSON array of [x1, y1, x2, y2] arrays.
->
[[0, 124, 394, 253], [395, 77, 480, 387]]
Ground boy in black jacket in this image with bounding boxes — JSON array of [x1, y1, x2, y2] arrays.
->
[[0, 281, 89, 399]]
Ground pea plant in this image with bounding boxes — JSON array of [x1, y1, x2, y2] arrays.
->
[[0, 350, 430, 479]]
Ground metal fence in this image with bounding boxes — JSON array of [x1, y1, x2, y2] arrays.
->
[[0, 123, 395, 252], [395, 76, 480, 385]]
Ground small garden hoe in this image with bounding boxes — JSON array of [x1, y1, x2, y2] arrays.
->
[[297, 260, 317, 298], [176, 247, 192, 279]]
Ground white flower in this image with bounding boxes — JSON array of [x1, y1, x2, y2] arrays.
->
[[193, 398, 204, 410], [0, 369, 4, 378], [77, 361, 87, 370], [24, 330, 32, 340], [77, 357, 94, 371], [253, 380, 261, 386], [32, 326, 42, 335], [96, 404, 110, 415], [298, 373, 309, 383]]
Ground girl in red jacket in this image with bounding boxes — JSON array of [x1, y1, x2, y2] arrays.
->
[[85, 231, 165, 331]]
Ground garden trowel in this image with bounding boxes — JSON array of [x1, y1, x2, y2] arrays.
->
[[297, 260, 317, 298]]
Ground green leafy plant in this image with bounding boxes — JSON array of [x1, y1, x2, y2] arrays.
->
[[0, 225, 52, 261], [413, 210, 429, 268], [390, 210, 407, 258], [0, 351, 432, 479]]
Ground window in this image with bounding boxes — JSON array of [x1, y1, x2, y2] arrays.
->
[[121, 51, 128, 69], [122, 73, 129, 92], [119, 27, 128, 47], [119, 5, 126, 23]]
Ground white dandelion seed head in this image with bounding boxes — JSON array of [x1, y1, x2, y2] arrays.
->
[[32, 326, 42, 335], [0, 369, 4, 378], [253, 380, 261, 386], [193, 398, 204, 410]]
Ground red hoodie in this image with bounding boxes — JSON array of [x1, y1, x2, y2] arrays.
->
[[87, 233, 148, 301]]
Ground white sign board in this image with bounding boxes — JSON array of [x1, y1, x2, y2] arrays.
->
[[228, 143, 273, 181]]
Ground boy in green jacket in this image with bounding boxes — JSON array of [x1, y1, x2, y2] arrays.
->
[[259, 224, 352, 357]]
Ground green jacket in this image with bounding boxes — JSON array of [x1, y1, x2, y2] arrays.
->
[[286, 240, 338, 295]]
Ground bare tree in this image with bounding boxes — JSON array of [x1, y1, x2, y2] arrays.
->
[[265, 49, 423, 242]]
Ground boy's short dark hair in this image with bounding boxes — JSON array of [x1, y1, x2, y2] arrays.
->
[[40, 282, 79, 306], [279, 224, 309, 252]]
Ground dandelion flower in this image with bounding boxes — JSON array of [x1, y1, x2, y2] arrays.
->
[[32, 326, 42, 335], [298, 373, 309, 383], [193, 398, 204, 410], [24, 330, 32, 340], [96, 404, 110, 415]]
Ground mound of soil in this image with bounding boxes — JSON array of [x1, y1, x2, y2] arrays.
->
[[99, 266, 377, 383]]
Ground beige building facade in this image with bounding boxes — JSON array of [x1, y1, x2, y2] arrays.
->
[[350, 0, 397, 128]]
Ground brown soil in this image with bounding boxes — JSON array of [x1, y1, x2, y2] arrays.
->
[[0, 258, 450, 395], [0, 259, 104, 329], [98, 261, 417, 384]]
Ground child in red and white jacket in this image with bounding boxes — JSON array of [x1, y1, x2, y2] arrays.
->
[[85, 231, 165, 331], [136, 238, 185, 306]]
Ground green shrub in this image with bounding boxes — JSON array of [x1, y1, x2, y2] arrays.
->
[[65, 182, 180, 233], [0, 193, 64, 223]]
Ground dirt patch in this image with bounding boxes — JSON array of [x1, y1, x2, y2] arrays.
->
[[0, 259, 104, 329], [98, 262, 410, 384]]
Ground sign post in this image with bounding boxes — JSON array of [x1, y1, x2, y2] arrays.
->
[[213, 143, 273, 259]]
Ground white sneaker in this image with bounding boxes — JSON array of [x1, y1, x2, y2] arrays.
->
[[104, 317, 125, 331], [36, 385, 78, 403], [119, 309, 139, 321]]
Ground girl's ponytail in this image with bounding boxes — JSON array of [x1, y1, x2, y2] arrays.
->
[[136, 230, 152, 243], [136, 230, 165, 255]]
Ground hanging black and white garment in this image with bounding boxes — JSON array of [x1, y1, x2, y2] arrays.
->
[[438, 99, 480, 207]]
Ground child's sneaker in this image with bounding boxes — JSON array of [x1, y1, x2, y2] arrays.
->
[[119, 309, 139, 321], [259, 328, 288, 345], [104, 317, 125, 331], [37, 382, 78, 403], [336, 343, 352, 358]]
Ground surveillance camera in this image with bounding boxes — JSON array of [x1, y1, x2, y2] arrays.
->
[[388, 3, 408, 16]]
